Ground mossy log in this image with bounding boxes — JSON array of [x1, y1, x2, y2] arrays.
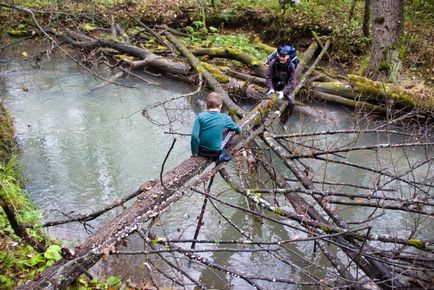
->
[[312, 75, 434, 113], [201, 62, 230, 83], [311, 90, 387, 114], [190, 47, 268, 78], [251, 36, 275, 54], [348, 74, 434, 112]]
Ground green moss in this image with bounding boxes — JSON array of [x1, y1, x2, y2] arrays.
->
[[398, 45, 406, 61], [202, 62, 229, 83], [248, 189, 261, 198], [0, 103, 16, 163], [82, 23, 96, 32], [225, 47, 238, 55], [378, 61, 391, 72], [214, 74, 229, 83], [320, 226, 333, 234], [408, 239, 427, 250], [357, 55, 370, 75], [274, 207, 283, 215], [196, 65, 206, 74], [7, 29, 30, 37], [227, 107, 238, 117], [348, 74, 420, 108]]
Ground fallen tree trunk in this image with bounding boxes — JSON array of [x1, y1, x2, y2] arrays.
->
[[311, 74, 434, 114], [64, 31, 191, 77], [311, 90, 387, 113], [191, 47, 268, 77]]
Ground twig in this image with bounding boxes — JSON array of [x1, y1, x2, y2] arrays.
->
[[160, 138, 177, 191]]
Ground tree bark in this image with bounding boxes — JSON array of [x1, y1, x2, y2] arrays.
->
[[367, 0, 404, 82], [362, 0, 371, 37]]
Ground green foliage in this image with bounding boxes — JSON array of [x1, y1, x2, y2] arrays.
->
[[185, 32, 267, 62], [73, 275, 123, 289], [106, 275, 122, 287], [0, 156, 53, 289], [0, 104, 15, 162], [378, 61, 391, 73], [44, 244, 62, 264], [82, 23, 97, 32], [213, 34, 267, 60], [0, 275, 14, 289], [0, 156, 42, 227], [330, 20, 370, 62], [7, 28, 31, 37]]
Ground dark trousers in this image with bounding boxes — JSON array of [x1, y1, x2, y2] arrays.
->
[[198, 147, 220, 160], [272, 80, 285, 91]]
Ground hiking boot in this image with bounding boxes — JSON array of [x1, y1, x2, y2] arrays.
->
[[217, 151, 232, 163]]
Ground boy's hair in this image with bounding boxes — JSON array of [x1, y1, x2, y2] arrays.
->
[[206, 92, 223, 109]]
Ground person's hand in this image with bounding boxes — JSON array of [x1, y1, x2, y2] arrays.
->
[[277, 91, 284, 99], [267, 89, 275, 96]]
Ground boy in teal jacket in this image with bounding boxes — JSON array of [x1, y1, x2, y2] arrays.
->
[[191, 92, 241, 161]]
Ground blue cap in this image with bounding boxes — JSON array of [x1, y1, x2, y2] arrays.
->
[[278, 46, 294, 56]]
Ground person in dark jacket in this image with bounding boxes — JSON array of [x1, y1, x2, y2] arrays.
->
[[265, 46, 296, 105], [191, 92, 241, 162]]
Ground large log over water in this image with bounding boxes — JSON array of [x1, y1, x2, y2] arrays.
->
[[17, 96, 278, 290]]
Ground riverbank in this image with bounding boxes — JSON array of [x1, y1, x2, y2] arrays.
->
[[0, 102, 47, 289]]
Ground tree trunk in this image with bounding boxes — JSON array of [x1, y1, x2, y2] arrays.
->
[[367, 0, 404, 82], [348, 0, 356, 21], [362, 0, 371, 37]]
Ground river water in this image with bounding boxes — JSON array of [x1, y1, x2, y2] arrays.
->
[[1, 52, 433, 289]]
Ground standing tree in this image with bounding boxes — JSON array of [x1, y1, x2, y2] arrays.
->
[[362, 0, 371, 37], [367, 0, 404, 82]]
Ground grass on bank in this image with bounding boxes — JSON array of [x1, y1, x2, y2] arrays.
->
[[0, 155, 56, 289]]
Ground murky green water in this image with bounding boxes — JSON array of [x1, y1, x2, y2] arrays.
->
[[1, 53, 432, 289]]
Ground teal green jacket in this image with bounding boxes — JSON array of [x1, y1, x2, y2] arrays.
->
[[191, 111, 241, 156]]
